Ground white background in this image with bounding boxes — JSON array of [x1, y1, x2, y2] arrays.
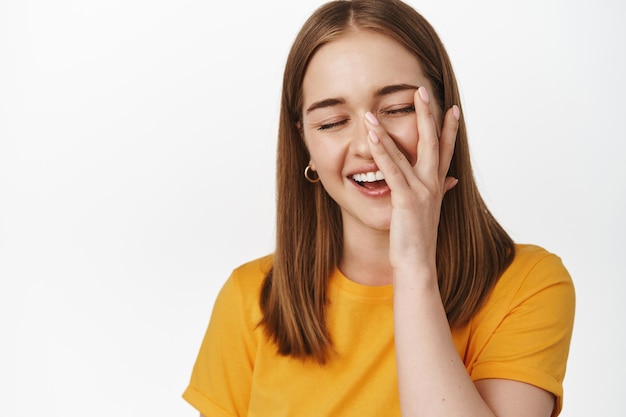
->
[[1, 0, 624, 415]]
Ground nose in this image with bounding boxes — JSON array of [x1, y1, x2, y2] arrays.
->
[[350, 114, 373, 159]]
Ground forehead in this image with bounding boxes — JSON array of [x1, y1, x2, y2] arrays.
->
[[302, 31, 426, 104]]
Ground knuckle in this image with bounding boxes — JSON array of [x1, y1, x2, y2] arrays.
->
[[385, 163, 402, 178], [390, 147, 407, 164]]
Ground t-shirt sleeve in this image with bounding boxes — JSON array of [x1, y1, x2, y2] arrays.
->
[[469, 251, 575, 416], [183, 269, 257, 416]]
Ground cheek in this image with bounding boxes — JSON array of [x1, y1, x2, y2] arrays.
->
[[304, 132, 349, 172], [382, 119, 419, 165]]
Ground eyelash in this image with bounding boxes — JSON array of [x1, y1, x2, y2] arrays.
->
[[318, 119, 349, 131], [383, 105, 415, 115], [316, 105, 415, 131]]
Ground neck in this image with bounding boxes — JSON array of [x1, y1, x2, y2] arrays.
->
[[339, 220, 393, 286]]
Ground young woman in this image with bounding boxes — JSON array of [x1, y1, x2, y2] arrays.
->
[[183, 0, 575, 416]]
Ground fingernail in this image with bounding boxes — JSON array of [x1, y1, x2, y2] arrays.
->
[[365, 111, 379, 126], [452, 105, 460, 121], [369, 130, 379, 143], [418, 87, 430, 104]]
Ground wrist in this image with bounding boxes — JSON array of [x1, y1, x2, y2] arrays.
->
[[392, 263, 439, 292]]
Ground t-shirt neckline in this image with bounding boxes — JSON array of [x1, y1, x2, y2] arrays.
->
[[330, 268, 394, 300]]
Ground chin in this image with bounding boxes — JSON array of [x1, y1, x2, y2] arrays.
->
[[360, 210, 392, 232], [340, 206, 392, 233], [367, 220, 391, 232]]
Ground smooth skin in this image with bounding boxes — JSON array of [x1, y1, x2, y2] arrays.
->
[[202, 30, 555, 417]]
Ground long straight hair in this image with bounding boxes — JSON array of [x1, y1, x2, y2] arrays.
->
[[260, 0, 515, 364]]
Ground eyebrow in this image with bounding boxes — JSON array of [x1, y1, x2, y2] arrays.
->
[[305, 83, 419, 114], [305, 98, 345, 114], [374, 83, 419, 97]]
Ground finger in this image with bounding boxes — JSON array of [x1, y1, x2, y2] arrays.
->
[[414, 87, 440, 182], [364, 112, 414, 192], [438, 105, 459, 183], [443, 176, 459, 194]]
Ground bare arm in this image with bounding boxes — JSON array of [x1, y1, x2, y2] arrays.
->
[[476, 379, 555, 416], [365, 87, 555, 417]]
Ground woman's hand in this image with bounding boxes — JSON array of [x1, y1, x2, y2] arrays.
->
[[364, 88, 556, 417], [364, 86, 459, 273]]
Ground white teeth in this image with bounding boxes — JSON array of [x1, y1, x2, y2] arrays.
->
[[352, 170, 385, 183]]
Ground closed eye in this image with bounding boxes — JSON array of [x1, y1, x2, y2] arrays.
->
[[318, 119, 349, 131], [381, 105, 415, 116]]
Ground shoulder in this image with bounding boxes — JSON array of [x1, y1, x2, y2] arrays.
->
[[213, 255, 274, 328], [473, 243, 575, 331], [498, 244, 574, 301], [229, 254, 274, 290], [222, 254, 273, 302]]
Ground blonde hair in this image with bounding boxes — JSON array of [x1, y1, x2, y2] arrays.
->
[[260, 0, 514, 364]]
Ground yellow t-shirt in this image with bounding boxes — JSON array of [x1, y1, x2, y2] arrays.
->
[[183, 244, 575, 416]]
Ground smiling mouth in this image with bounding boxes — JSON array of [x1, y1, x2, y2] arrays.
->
[[351, 170, 388, 189]]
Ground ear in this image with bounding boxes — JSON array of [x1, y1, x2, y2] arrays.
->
[[308, 160, 317, 171]]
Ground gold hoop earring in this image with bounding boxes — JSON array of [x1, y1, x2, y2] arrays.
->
[[304, 165, 320, 183]]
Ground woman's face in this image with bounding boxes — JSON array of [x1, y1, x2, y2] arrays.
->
[[301, 30, 442, 232]]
